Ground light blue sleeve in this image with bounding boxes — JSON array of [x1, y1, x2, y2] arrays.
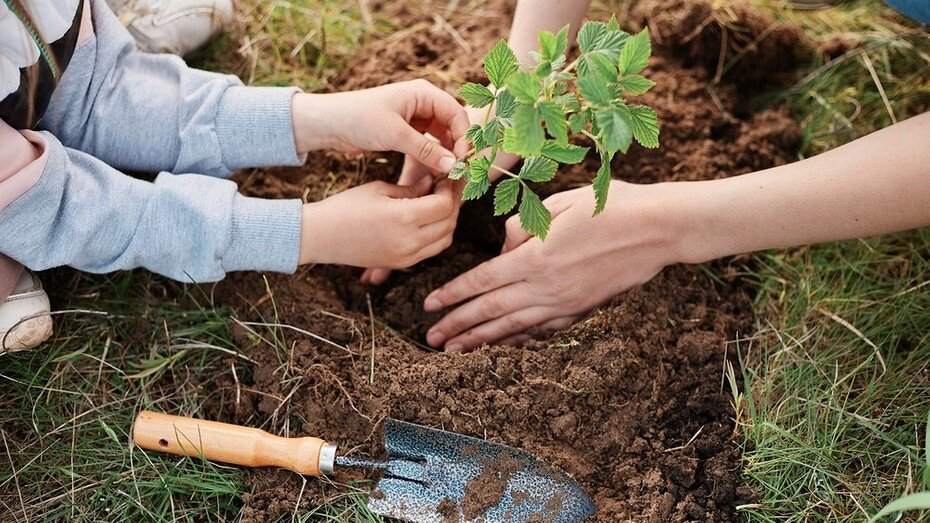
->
[[0, 132, 302, 282], [41, 0, 306, 178], [884, 0, 930, 24]]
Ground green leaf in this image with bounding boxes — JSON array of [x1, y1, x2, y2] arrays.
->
[[619, 28, 651, 76], [519, 156, 558, 182], [538, 100, 568, 144], [459, 82, 495, 108], [518, 187, 551, 240], [592, 151, 613, 214], [577, 21, 607, 53], [495, 89, 517, 119], [505, 71, 541, 105], [470, 156, 491, 180], [448, 160, 469, 180], [493, 178, 520, 215], [606, 14, 620, 32], [569, 110, 590, 134], [542, 141, 589, 164], [465, 124, 487, 151], [555, 92, 580, 111], [484, 40, 519, 88], [629, 105, 660, 149], [508, 105, 545, 156], [598, 30, 629, 57], [595, 105, 634, 154], [539, 25, 570, 63], [618, 75, 656, 96], [579, 52, 618, 83], [463, 157, 491, 200], [867, 492, 930, 523], [483, 118, 503, 146], [576, 75, 612, 107]]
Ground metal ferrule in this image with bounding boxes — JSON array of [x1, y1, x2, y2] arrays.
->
[[318, 444, 337, 475]]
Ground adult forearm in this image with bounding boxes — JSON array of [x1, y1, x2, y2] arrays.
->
[[672, 113, 930, 263], [509, 0, 592, 61]]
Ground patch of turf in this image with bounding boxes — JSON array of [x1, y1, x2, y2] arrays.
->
[[737, 1, 930, 521]]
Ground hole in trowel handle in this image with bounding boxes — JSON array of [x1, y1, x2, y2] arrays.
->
[[158, 439, 169, 448]]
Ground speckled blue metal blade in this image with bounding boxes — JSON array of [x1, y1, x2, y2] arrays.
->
[[366, 419, 595, 523]]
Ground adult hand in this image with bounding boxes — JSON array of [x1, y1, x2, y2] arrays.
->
[[423, 180, 684, 352], [291, 79, 470, 174]]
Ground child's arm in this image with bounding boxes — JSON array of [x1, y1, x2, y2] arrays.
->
[[45, 1, 467, 179], [0, 124, 458, 282]]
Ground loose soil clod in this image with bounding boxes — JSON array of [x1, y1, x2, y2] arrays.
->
[[214, 1, 803, 521]]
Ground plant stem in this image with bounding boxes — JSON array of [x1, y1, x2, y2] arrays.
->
[[491, 164, 520, 179]]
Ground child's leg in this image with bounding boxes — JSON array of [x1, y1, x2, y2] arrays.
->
[[0, 255, 52, 353], [105, 0, 235, 55], [884, 0, 930, 24]]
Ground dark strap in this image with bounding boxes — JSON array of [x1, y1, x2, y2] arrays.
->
[[0, 0, 85, 129]]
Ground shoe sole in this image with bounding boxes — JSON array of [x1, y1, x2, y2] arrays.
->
[[3, 314, 53, 352]]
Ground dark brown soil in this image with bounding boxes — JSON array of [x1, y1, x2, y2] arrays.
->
[[212, 0, 803, 521]]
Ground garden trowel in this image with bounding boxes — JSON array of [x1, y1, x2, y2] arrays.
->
[[133, 410, 594, 522]]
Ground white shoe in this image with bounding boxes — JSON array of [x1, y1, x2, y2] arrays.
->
[[0, 270, 52, 353], [106, 0, 235, 55]]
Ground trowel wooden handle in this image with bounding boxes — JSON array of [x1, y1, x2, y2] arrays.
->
[[132, 410, 336, 477]]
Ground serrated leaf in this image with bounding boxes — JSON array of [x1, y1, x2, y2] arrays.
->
[[465, 124, 487, 151], [519, 156, 558, 182], [538, 100, 568, 144], [493, 178, 520, 215], [569, 110, 590, 134], [619, 28, 651, 76], [541, 141, 589, 164], [577, 75, 612, 107], [519, 188, 551, 240], [595, 105, 634, 154], [509, 105, 544, 156], [463, 157, 491, 200], [539, 25, 570, 63], [459, 83, 495, 108], [618, 75, 656, 96], [598, 30, 629, 56], [484, 40, 519, 88], [579, 52, 618, 83], [495, 89, 517, 119], [592, 152, 613, 214], [483, 118, 503, 146], [606, 14, 620, 32], [448, 160, 469, 180], [470, 156, 491, 179], [505, 71, 541, 105], [463, 176, 490, 200], [629, 105, 660, 148], [577, 21, 607, 53], [555, 92, 580, 111]]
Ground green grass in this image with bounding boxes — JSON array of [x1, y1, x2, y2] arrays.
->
[[735, 1, 930, 522]]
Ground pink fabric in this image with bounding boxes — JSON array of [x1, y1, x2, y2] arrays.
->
[[0, 122, 49, 210], [78, 0, 93, 45]]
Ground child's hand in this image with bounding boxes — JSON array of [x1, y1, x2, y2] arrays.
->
[[299, 180, 458, 269], [292, 80, 470, 174]]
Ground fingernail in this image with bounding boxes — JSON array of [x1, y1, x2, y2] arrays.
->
[[424, 295, 442, 312], [446, 343, 464, 353], [427, 330, 446, 347], [439, 156, 455, 173]]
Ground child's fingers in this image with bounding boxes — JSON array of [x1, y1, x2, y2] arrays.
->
[[404, 180, 457, 225], [395, 121, 458, 174]]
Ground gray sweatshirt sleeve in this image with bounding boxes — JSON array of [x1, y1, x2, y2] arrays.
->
[[41, 0, 306, 177], [0, 132, 301, 282]]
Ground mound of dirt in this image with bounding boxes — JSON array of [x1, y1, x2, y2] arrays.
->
[[214, 0, 804, 521], [635, 0, 812, 89]]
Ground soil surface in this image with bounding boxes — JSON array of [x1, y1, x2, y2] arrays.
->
[[212, 1, 803, 521]]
